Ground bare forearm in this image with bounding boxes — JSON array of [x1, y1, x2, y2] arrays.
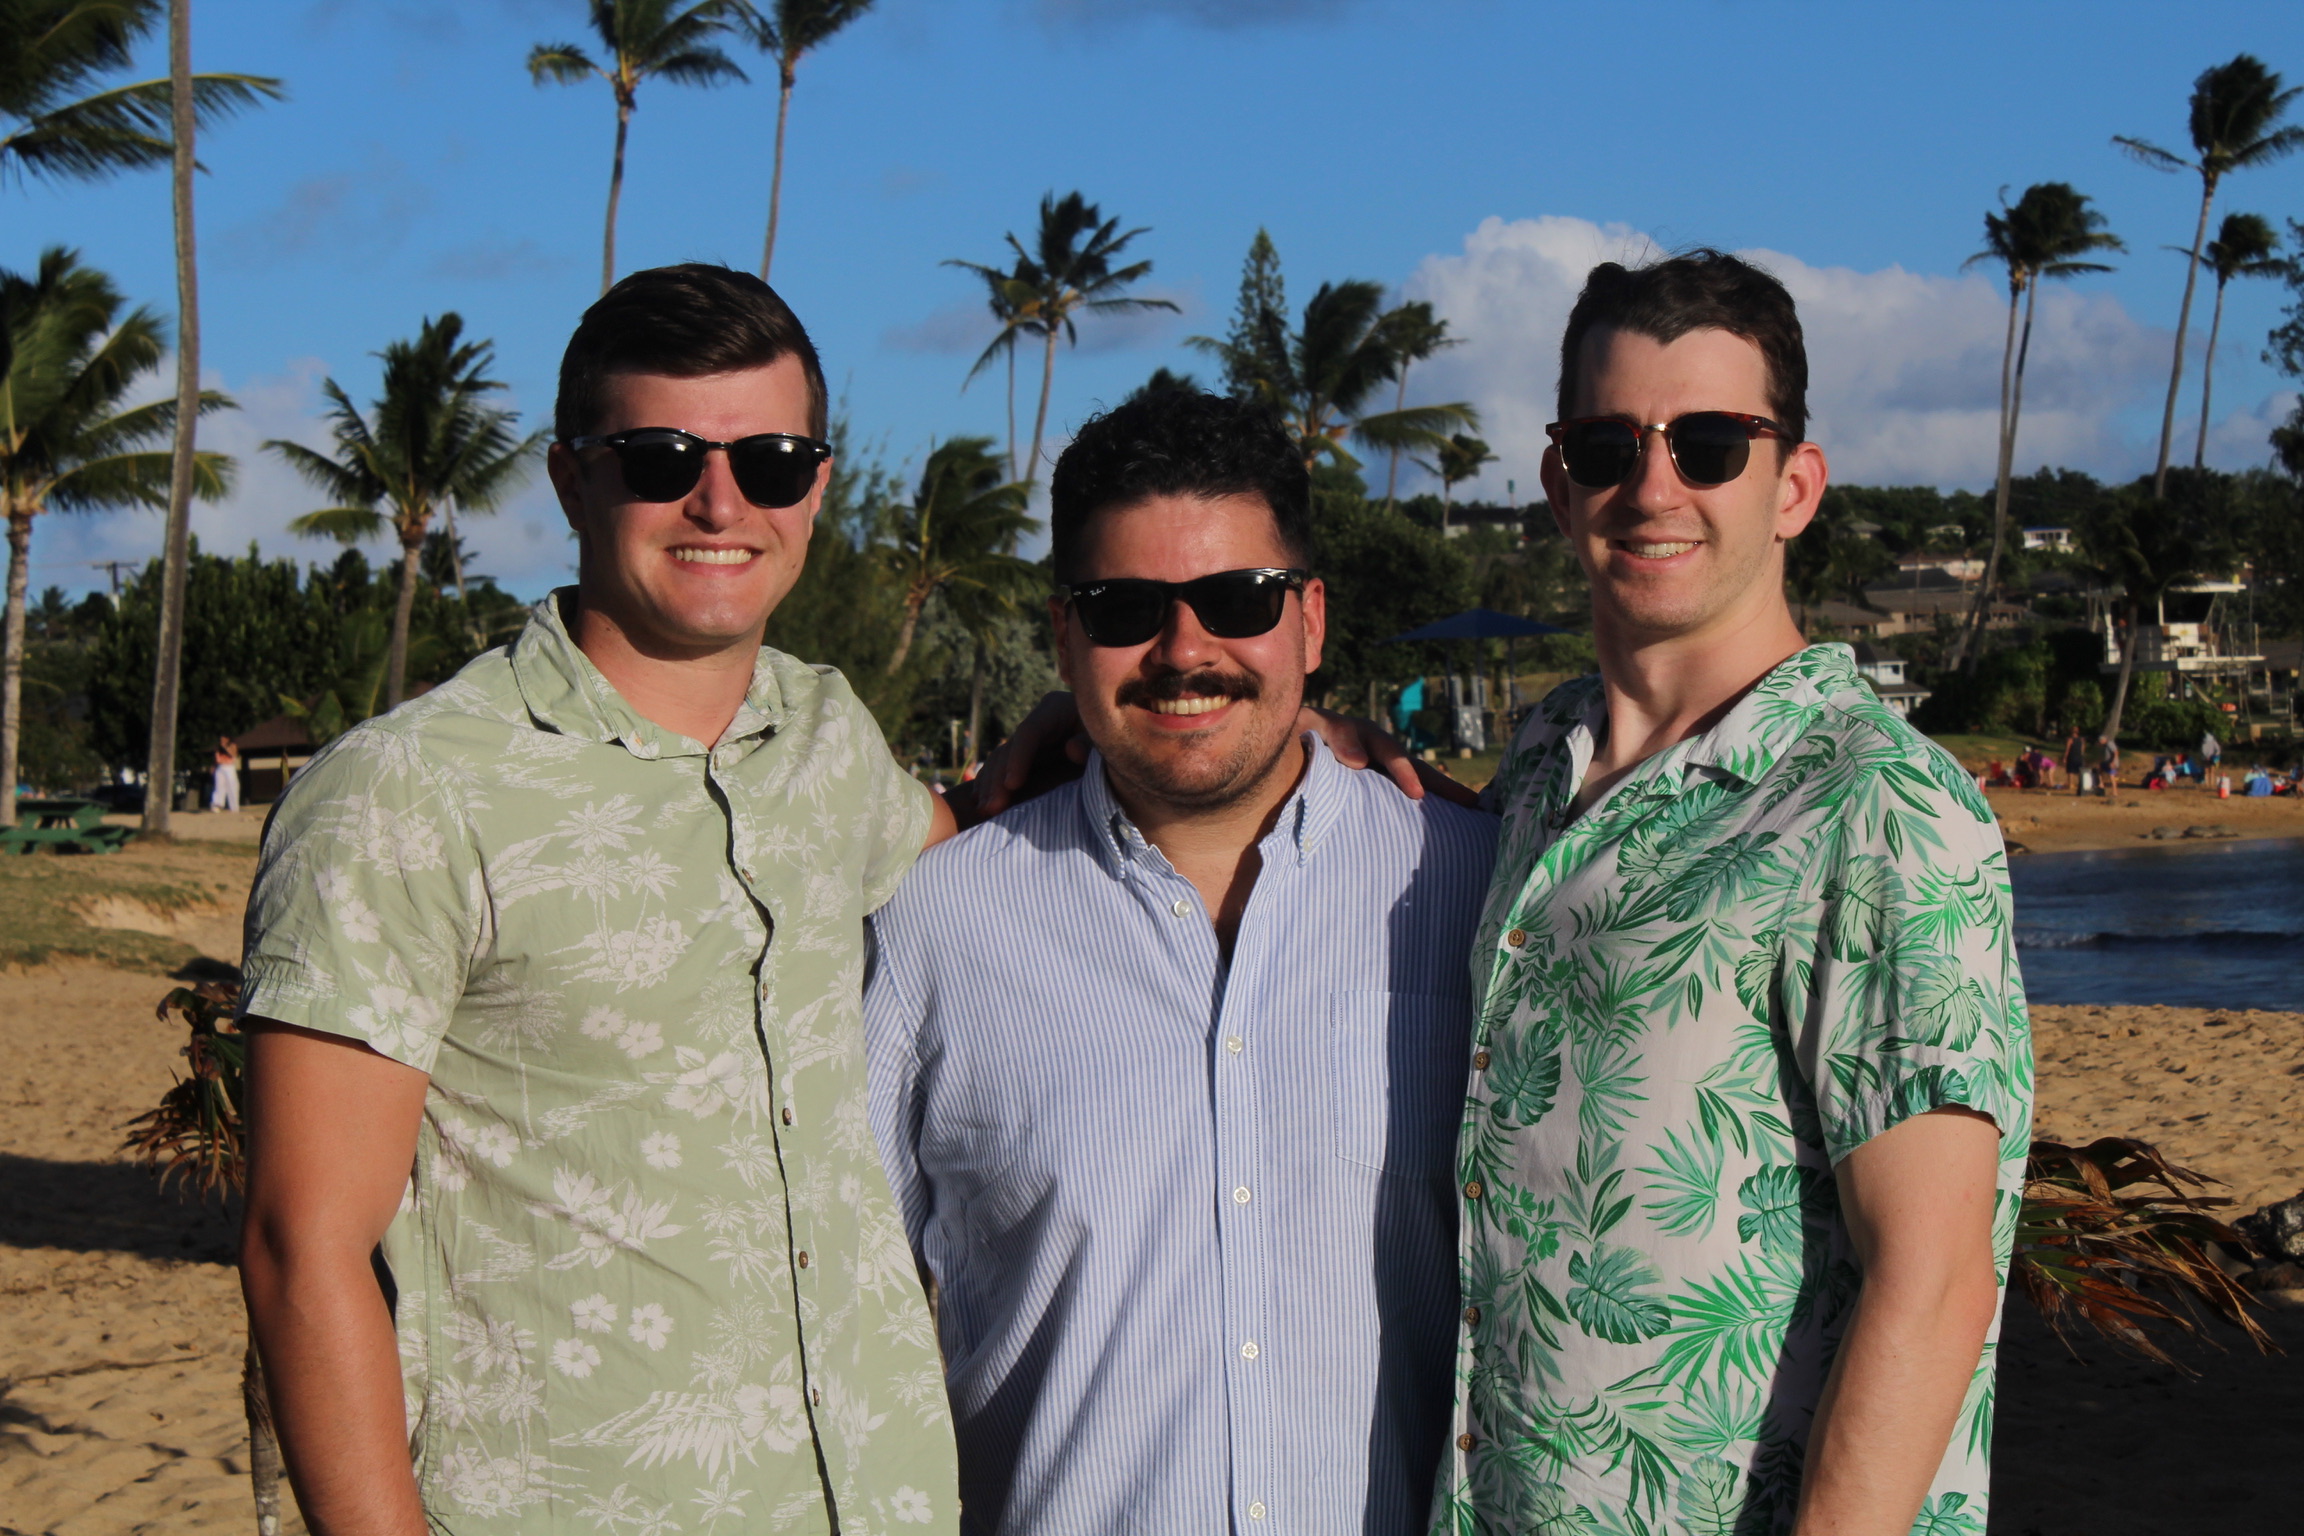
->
[[1792, 1272, 1997, 1536], [242, 1236, 426, 1536]]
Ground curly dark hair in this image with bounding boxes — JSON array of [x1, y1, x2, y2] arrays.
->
[[554, 263, 827, 442], [1049, 388, 1310, 582], [1557, 249, 1808, 445]]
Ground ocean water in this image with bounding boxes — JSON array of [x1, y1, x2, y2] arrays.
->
[[2007, 837, 2304, 1012]]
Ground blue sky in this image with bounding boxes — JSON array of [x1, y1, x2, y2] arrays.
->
[[8, 0, 2304, 598]]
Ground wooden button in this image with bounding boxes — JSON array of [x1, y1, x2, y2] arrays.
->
[[1457, 1433, 1477, 1452], [1464, 1180, 1483, 1200], [1462, 1306, 1481, 1326], [796, 1251, 810, 1269], [1505, 929, 1527, 948], [1473, 1050, 1491, 1071]]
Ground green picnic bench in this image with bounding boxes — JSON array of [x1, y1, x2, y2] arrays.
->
[[0, 798, 133, 854]]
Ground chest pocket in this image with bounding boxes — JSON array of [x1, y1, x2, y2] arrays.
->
[[1330, 991, 1470, 1178]]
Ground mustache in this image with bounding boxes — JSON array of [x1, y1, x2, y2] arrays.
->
[[1114, 668, 1262, 710]]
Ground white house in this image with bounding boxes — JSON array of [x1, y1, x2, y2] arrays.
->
[[1851, 642, 1932, 719], [2022, 526, 2073, 552]]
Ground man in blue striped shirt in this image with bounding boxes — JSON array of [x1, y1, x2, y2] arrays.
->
[[865, 389, 1497, 1535]]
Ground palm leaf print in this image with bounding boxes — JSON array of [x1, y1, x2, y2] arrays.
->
[[1639, 1127, 1726, 1237], [1565, 1247, 1672, 1344]]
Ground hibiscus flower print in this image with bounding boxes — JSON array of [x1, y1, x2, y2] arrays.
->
[[627, 1304, 673, 1350], [642, 1132, 682, 1169], [550, 1339, 603, 1378], [570, 1295, 617, 1335]]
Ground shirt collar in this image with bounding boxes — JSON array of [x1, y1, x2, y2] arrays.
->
[[507, 587, 789, 759], [1076, 729, 1343, 878], [1630, 642, 1862, 795]]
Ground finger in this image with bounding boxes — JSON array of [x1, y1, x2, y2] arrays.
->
[[1298, 705, 1368, 767], [1364, 732, 1425, 800], [1414, 760, 1483, 808]]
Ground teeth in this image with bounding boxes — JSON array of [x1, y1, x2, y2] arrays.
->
[[1623, 541, 1697, 558], [1148, 696, 1228, 716], [671, 548, 754, 565]]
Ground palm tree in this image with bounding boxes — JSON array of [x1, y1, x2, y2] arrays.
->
[[1947, 183, 2122, 672], [2115, 53, 2304, 498], [268, 315, 542, 712], [737, 0, 873, 281], [0, 248, 231, 824], [0, 0, 278, 185], [880, 436, 1038, 674], [2189, 212, 2282, 467], [528, 0, 746, 295], [1379, 301, 1460, 510], [972, 192, 1179, 486], [1416, 432, 1496, 528], [945, 255, 1038, 480], [2085, 469, 2241, 743]]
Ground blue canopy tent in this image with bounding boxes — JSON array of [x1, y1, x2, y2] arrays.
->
[[1384, 609, 1572, 750]]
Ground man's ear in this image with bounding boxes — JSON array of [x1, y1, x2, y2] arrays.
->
[[1773, 440, 1829, 542], [1298, 575, 1326, 678], [1539, 445, 1572, 539], [547, 443, 589, 535]]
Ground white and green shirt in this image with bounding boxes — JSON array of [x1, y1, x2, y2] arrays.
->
[[242, 592, 956, 1534], [1430, 644, 2032, 1536]]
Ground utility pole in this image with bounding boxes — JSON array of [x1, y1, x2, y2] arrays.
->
[[89, 561, 135, 598]]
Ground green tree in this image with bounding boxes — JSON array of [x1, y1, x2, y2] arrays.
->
[[967, 192, 1178, 485], [0, 247, 229, 823], [1307, 473, 1474, 709], [1207, 227, 1291, 403], [2079, 469, 2242, 741], [267, 313, 543, 712], [1416, 431, 1496, 527], [2116, 53, 2304, 498], [947, 254, 1037, 480], [2189, 211, 2281, 467], [737, 0, 873, 281], [0, 0, 276, 184], [879, 435, 1038, 674], [1379, 300, 1460, 510], [528, 0, 746, 295], [1947, 182, 2121, 671]]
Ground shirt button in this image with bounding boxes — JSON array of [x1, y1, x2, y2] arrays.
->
[[1170, 897, 1190, 917], [1225, 1036, 1243, 1055], [1473, 1049, 1491, 1071], [1463, 1305, 1481, 1326], [1464, 1180, 1484, 1200], [1458, 1432, 1478, 1452], [796, 1251, 810, 1269], [1240, 1340, 1259, 1360], [1505, 928, 1527, 949], [1232, 1186, 1251, 1205], [810, 1386, 822, 1406], [1248, 1502, 1266, 1522], [781, 1106, 794, 1125]]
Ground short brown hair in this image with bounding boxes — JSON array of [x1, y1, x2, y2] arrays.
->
[[1557, 249, 1807, 444], [554, 263, 828, 442]]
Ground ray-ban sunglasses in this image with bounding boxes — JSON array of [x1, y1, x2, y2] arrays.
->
[[562, 428, 832, 509], [1545, 411, 1787, 490], [1057, 567, 1310, 648]]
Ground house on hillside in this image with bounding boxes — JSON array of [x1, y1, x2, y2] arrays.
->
[[1851, 642, 1932, 719], [2021, 526, 2073, 552]]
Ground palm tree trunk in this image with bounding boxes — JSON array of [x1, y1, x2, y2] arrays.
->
[[1383, 368, 1409, 512], [1025, 327, 1059, 486], [2152, 177, 2218, 499], [142, 0, 200, 839], [2194, 277, 2228, 470], [602, 100, 632, 296], [1950, 282, 2023, 672], [759, 64, 795, 280], [1004, 346, 1019, 484], [1961, 282, 2035, 674], [886, 593, 927, 675], [242, 1342, 283, 1536], [1440, 479, 1452, 530], [385, 532, 423, 711], [2101, 599, 2141, 742], [0, 512, 30, 827], [963, 637, 986, 766]]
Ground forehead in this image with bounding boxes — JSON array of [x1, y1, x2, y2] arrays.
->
[[1569, 325, 1772, 418], [1075, 492, 1292, 582], [589, 359, 814, 438]]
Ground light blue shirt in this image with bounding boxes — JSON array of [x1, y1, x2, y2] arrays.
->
[[865, 737, 1497, 1535]]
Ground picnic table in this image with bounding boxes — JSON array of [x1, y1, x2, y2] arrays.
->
[[0, 797, 133, 854]]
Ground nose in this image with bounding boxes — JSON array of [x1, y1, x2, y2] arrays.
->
[[1624, 423, 1684, 511], [1143, 590, 1225, 674], [685, 447, 748, 528]]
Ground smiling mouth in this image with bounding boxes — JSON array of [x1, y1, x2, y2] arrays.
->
[[1615, 540, 1700, 559], [670, 547, 757, 566], [1146, 696, 1229, 717]]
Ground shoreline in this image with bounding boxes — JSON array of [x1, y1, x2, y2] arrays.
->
[[1986, 783, 2302, 855]]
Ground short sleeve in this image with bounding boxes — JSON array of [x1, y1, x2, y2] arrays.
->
[[1791, 748, 2032, 1165], [238, 725, 483, 1075], [855, 714, 935, 914]]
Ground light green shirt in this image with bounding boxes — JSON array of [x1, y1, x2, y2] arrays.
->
[[1430, 644, 2032, 1536], [243, 591, 956, 1534]]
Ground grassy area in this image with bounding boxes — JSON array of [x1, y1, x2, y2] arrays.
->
[[0, 837, 252, 971]]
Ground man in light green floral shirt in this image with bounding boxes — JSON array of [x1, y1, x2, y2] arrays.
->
[[1430, 253, 2030, 1536], [240, 266, 960, 1534]]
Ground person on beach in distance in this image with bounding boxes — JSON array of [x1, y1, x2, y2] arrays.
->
[[1427, 252, 2032, 1535], [236, 266, 962, 1533], [2065, 726, 2085, 795], [209, 734, 240, 813], [2098, 732, 2121, 796], [864, 389, 1498, 1534]]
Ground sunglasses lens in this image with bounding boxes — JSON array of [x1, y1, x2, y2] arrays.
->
[[1666, 414, 1753, 486], [1073, 583, 1168, 647], [614, 437, 706, 503], [1559, 420, 1642, 488], [1184, 573, 1289, 639], [728, 437, 822, 509]]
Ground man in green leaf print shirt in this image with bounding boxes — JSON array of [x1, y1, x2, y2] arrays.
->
[[1429, 253, 2030, 1536]]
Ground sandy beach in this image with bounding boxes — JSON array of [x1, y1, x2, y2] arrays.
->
[[1986, 779, 2303, 855], [3, 827, 2299, 1534]]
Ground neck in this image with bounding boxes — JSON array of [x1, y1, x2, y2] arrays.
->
[[566, 587, 764, 746], [1579, 587, 1809, 812], [1106, 736, 1308, 961]]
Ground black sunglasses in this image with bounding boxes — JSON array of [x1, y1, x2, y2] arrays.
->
[[1056, 567, 1310, 648], [562, 428, 832, 509], [1545, 411, 1787, 489]]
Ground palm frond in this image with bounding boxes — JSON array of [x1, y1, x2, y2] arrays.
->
[[122, 982, 248, 1201], [288, 506, 390, 543], [527, 43, 601, 85], [1351, 401, 1480, 452], [0, 72, 282, 185], [49, 446, 230, 511]]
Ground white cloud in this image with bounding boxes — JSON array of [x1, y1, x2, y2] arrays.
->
[[1398, 214, 2284, 503]]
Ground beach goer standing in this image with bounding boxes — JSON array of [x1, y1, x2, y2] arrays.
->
[[1429, 253, 2032, 1536], [208, 735, 240, 813], [2064, 726, 2085, 793], [237, 267, 962, 1534], [866, 391, 1497, 1533], [2099, 733, 2121, 795], [2201, 728, 2221, 775]]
